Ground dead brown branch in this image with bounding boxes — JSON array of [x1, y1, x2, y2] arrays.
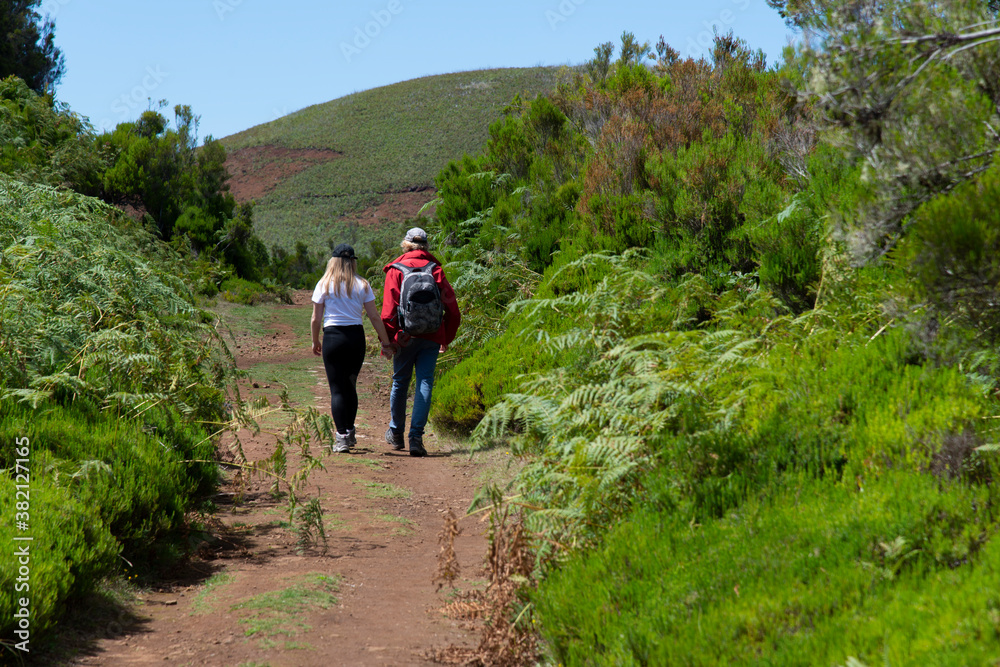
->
[[433, 508, 463, 591], [427, 507, 540, 667]]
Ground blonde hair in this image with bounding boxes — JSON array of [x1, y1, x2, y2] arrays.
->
[[318, 257, 368, 297], [401, 239, 428, 252]]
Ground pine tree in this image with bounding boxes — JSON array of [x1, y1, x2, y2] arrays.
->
[[0, 0, 65, 93]]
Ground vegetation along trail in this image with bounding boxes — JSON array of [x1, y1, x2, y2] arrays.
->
[[70, 290, 495, 667], [9, 4, 1000, 662]]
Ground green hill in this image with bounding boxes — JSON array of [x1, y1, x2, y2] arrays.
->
[[220, 67, 562, 254]]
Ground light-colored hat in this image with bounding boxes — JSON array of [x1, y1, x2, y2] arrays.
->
[[404, 227, 427, 243]]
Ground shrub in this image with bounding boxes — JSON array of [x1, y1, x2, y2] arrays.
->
[[581, 192, 654, 253], [0, 76, 104, 192], [0, 176, 230, 644], [0, 402, 218, 561], [898, 162, 1000, 345], [645, 129, 787, 285], [434, 154, 499, 245], [736, 327, 988, 489], [535, 472, 1000, 666], [432, 330, 549, 433], [520, 178, 581, 273], [220, 276, 273, 305], [0, 473, 119, 643], [434, 252, 658, 435]]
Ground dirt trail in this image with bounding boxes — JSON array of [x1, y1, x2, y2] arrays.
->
[[69, 291, 489, 667]]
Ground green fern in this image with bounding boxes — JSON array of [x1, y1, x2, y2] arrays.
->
[[472, 254, 783, 548]]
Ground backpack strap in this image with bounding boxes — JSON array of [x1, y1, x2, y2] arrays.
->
[[392, 261, 436, 277]]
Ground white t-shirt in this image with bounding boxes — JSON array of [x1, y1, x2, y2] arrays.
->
[[312, 277, 375, 327]]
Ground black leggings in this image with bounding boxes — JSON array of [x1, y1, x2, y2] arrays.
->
[[321, 325, 366, 433]]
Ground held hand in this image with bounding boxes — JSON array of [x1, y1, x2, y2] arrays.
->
[[312, 342, 322, 356], [439, 344, 448, 353], [380, 342, 395, 359]]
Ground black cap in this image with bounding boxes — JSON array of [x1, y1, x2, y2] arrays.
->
[[332, 243, 357, 260]]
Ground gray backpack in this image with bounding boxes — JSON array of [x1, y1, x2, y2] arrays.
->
[[393, 262, 443, 335]]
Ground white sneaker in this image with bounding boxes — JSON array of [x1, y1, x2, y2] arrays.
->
[[333, 431, 351, 453]]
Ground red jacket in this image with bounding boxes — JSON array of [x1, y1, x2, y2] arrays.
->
[[381, 250, 461, 347]]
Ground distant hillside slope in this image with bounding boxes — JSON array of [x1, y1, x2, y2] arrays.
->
[[221, 67, 561, 254]]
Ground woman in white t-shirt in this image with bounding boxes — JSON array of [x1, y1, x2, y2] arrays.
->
[[311, 243, 394, 453]]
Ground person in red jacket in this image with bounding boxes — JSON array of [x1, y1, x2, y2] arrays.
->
[[381, 227, 461, 456]]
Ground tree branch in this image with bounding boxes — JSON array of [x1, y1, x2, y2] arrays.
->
[[894, 26, 1000, 47], [944, 35, 1000, 60]]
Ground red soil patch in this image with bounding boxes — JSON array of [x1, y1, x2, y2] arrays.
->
[[224, 143, 437, 229], [225, 145, 342, 203], [340, 188, 438, 228]]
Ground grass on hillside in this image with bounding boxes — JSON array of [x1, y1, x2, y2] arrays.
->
[[221, 68, 562, 253]]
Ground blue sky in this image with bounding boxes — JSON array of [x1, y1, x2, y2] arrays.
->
[[46, 0, 794, 140]]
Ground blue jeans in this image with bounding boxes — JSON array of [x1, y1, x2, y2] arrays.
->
[[389, 337, 439, 441]]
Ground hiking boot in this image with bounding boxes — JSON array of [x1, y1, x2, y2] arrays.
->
[[384, 428, 404, 451], [409, 438, 427, 457], [333, 431, 351, 453]]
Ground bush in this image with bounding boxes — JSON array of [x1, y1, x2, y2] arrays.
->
[[518, 311, 999, 664], [220, 276, 274, 305], [434, 154, 499, 245], [434, 252, 654, 434], [0, 402, 218, 560], [645, 129, 787, 286], [0, 76, 104, 193], [735, 327, 988, 489], [745, 194, 822, 312], [520, 178, 581, 273], [0, 176, 230, 644], [899, 162, 1000, 345], [0, 473, 119, 643], [535, 472, 1000, 666], [432, 318, 552, 433]]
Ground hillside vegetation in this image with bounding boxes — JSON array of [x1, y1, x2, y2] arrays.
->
[[419, 20, 1000, 665], [3, 3, 1000, 662], [220, 68, 560, 254]]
